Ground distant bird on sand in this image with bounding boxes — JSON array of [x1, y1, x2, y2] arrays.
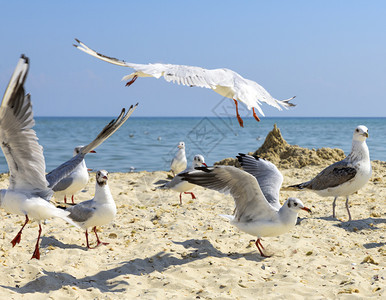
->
[[159, 154, 207, 204], [64, 170, 116, 248], [181, 154, 311, 257], [53, 146, 95, 204], [74, 39, 296, 128], [289, 125, 371, 221], [170, 141, 187, 176]]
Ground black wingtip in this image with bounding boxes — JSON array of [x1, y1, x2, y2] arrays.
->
[[195, 166, 212, 173]]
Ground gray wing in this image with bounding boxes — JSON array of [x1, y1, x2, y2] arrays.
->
[[46, 103, 138, 189], [180, 166, 277, 222], [52, 176, 74, 192], [237, 154, 282, 209], [292, 159, 357, 191], [0, 56, 51, 198], [67, 199, 96, 223]]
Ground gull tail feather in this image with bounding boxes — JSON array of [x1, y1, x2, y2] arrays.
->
[[219, 214, 234, 221], [277, 96, 296, 110]]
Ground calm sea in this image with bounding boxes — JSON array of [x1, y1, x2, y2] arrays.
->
[[0, 117, 384, 173]]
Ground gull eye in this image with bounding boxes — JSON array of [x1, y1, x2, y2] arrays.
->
[[356, 129, 359, 132], [294, 202, 298, 207]]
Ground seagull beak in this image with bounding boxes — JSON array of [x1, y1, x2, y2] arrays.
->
[[301, 207, 312, 213], [103, 176, 108, 180], [177, 145, 182, 149], [364, 132, 369, 138], [87, 168, 93, 172], [89, 150, 96, 153], [202, 163, 208, 167]]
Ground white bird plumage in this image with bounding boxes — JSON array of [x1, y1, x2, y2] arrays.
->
[[160, 154, 207, 204], [289, 125, 372, 221], [0, 56, 137, 259], [74, 39, 296, 127], [170, 141, 187, 176], [64, 170, 116, 249], [181, 154, 311, 257]]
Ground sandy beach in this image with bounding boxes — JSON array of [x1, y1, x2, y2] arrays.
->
[[0, 157, 384, 299]]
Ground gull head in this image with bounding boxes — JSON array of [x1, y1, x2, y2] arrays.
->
[[96, 170, 109, 186], [285, 197, 311, 213], [193, 154, 207, 168], [353, 125, 369, 142], [73, 145, 96, 156], [177, 141, 185, 149]]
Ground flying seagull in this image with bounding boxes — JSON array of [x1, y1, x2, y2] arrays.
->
[[0, 55, 138, 259], [74, 39, 296, 128], [288, 125, 371, 221], [180, 154, 311, 257]]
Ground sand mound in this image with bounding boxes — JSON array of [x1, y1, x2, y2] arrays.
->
[[215, 124, 346, 168]]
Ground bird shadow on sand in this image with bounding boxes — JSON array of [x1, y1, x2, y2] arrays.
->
[[40, 236, 85, 250], [363, 242, 386, 249], [316, 216, 386, 232], [0, 238, 263, 295]]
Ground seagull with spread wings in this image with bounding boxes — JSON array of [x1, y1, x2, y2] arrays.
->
[[0, 55, 138, 259], [74, 39, 296, 128], [181, 154, 311, 257]]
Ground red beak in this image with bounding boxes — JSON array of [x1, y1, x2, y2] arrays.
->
[[87, 168, 93, 172], [89, 150, 96, 153], [202, 163, 208, 167], [301, 207, 312, 213]]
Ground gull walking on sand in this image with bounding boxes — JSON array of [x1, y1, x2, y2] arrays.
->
[[170, 141, 187, 176], [63, 170, 116, 248], [181, 154, 311, 257], [74, 39, 296, 128], [0, 55, 137, 259], [160, 155, 207, 204], [289, 125, 371, 221], [53, 146, 96, 204]]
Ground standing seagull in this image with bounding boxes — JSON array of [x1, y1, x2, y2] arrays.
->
[[0, 55, 137, 259], [170, 141, 187, 176], [180, 154, 311, 257], [160, 154, 207, 204], [64, 170, 116, 249], [53, 146, 96, 204], [74, 39, 296, 128], [289, 125, 371, 221]]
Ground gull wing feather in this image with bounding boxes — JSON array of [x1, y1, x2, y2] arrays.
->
[[66, 199, 95, 223], [0, 56, 50, 197], [46, 103, 138, 189], [180, 166, 278, 222], [237, 154, 282, 209], [74, 39, 295, 115]]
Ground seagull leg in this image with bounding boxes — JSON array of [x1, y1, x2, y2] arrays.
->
[[332, 197, 337, 218], [345, 196, 352, 221], [125, 75, 138, 87], [255, 238, 270, 257], [179, 193, 183, 205], [85, 230, 91, 249], [233, 99, 244, 128], [31, 223, 42, 260], [252, 108, 260, 122], [93, 226, 109, 248], [71, 195, 75, 204], [11, 215, 29, 247], [184, 192, 196, 200], [64, 195, 67, 204]]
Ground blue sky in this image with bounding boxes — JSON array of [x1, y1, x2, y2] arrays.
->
[[0, 1, 385, 117]]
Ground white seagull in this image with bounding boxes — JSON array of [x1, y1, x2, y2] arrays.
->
[[74, 39, 296, 128], [170, 141, 187, 176], [0, 55, 137, 259], [160, 154, 207, 204], [53, 146, 95, 204], [181, 154, 311, 257], [64, 170, 116, 249], [289, 125, 371, 221]]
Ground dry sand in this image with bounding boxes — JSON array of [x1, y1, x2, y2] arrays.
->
[[0, 126, 384, 299]]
